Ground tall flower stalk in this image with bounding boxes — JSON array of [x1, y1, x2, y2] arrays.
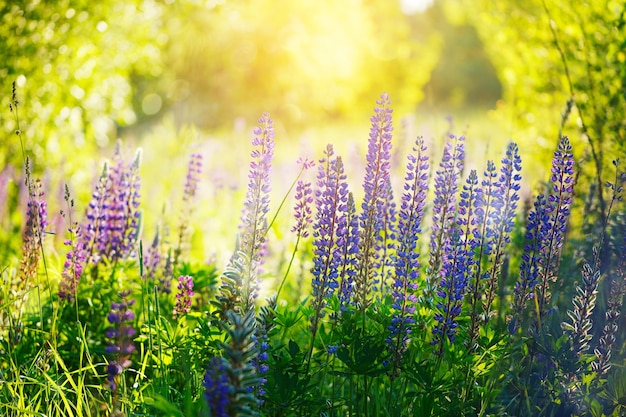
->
[[387, 137, 429, 376], [427, 135, 465, 298], [355, 93, 394, 324], [308, 145, 351, 365]]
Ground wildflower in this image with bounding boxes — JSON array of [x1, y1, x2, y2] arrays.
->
[[83, 144, 142, 264], [427, 134, 465, 297], [387, 137, 429, 375], [310, 145, 351, 326], [238, 112, 275, 312], [432, 170, 478, 354], [355, 93, 394, 313], [173, 275, 195, 318], [482, 143, 522, 316], [19, 177, 48, 286], [174, 152, 203, 265], [58, 225, 85, 302], [509, 193, 547, 333], [204, 357, 230, 417], [105, 291, 136, 395], [291, 179, 314, 238]]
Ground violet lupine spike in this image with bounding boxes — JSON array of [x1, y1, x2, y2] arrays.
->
[[173, 275, 195, 318], [379, 177, 398, 301], [509, 193, 548, 334], [355, 93, 394, 314], [58, 225, 86, 302], [337, 192, 360, 309], [482, 142, 522, 317], [291, 179, 314, 239], [432, 170, 479, 354], [105, 290, 136, 398], [310, 145, 350, 331], [19, 178, 48, 286], [174, 152, 203, 265], [203, 357, 230, 417], [387, 137, 429, 376], [536, 136, 575, 317], [466, 160, 499, 346], [432, 229, 471, 354], [82, 166, 110, 265], [238, 112, 275, 312], [427, 134, 465, 298]]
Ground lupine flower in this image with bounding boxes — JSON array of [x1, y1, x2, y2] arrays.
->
[[174, 152, 203, 265], [432, 170, 478, 354], [105, 290, 136, 395], [173, 275, 195, 318], [387, 137, 429, 375], [355, 93, 394, 313], [204, 356, 230, 417], [427, 135, 465, 297], [310, 145, 351, 330], [82, 145, 142, 264], [238, 113, 275, 313], [19, 177, 48, 288], [482, 143, 522, 316], [379, 177, 398, 300], [58, 225, 85, 302], [510, 193, 547, 333], [535, 136, 575, 315], [291, 179, 314, 239], [432, 230, 471, 354], [337, 192, 360, 308]]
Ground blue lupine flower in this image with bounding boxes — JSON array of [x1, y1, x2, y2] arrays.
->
[[355, 93, 394, 311], [105, 290, 136, 393], [427, 134, 465, 295], [203, 356, 230, 417], [387, 138, 429, 374], [311, 145, 351, 319]]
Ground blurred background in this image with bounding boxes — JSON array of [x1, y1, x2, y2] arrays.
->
[[0, 0, 623, 262]]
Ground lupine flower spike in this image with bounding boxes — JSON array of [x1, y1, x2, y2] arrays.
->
[[427, 134, 465, 299], [387, 137, 429, 375], [310, 145, 351, 349], [355, 93, 394, 320], [239, 113, 275, 313], [173, 275, 195, 318], [174, 152, 203, 266], [105, 290, 136, 411], [432, 170, 477, 354]]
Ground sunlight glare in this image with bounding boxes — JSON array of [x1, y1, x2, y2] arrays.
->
[[400, 0, 434, 14]]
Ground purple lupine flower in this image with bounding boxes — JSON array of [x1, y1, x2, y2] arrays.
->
[[82, 145, 142, 264], [355, 93, 394, 312], [203, 356, 230, 417], [482, 143, 522, 316], [291, 179, 313, 238], [238, 112, 275, 312], [58, 225, 86, 302], [173, 275, 195, 318], [105, 290, 136, 394], [19, 178, 48, 286], [379, 177, 398, 301], [387, 138, 429, 375], [174, 152, 203, 265], [337, 192, 360, 308], [310, 145, 351, 325], [510, 193, 548, 333], [432, 170, 479, 354], [427, 135, 465, 297], [536, 136, 575, 316]]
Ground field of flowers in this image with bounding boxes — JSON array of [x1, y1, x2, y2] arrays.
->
[[1, 86, 626, 417]]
